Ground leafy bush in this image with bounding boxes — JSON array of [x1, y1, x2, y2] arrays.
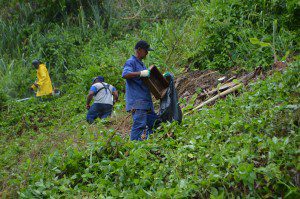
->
[[185, 0, 299, 71]]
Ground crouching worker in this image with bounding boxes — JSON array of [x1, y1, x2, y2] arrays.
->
[[86, 76, 118, 124], [30, 60, 53, 98]]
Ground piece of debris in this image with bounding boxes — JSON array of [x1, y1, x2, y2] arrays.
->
[[217, 76, 226, 83]]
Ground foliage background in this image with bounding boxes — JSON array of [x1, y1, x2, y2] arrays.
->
[[1, 0, 299, 98], [0, 0, 299, 198]]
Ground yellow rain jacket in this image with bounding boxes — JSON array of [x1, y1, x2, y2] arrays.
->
[[31, 64, 53, 97]]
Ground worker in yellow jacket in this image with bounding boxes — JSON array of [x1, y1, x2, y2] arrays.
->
[[30, 60, 53, 97]]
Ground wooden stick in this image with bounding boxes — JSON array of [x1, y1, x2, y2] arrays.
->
[[184, 84, 243, 116], [198, 81, 237, 98], [239, 66, 262, 84]]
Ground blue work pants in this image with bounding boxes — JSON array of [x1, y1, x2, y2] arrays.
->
[[86, 103, 113, 124], [130, 109, 158, 141]]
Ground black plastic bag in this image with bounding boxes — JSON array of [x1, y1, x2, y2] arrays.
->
[[157, 74, 182, 124]]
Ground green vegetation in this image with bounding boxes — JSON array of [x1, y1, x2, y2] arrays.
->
[[0, 0, 299, 198], [2, 61, 298, 198]]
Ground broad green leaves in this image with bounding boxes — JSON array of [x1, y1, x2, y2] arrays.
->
[[249, 38, 271, 47]]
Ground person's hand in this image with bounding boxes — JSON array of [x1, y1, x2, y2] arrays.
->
[[140, 69, 150, 77], [163, 72, 171, 77], [86, 104, 90, 110]]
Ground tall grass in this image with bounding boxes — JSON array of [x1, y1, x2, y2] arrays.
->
[[0, 1, 35, 57], [0, 59, 6, 78], [78, 6, 87, 36], [0, 20, 21, 57], [0, 0, 298, 98], [89, 1, 102, 29]]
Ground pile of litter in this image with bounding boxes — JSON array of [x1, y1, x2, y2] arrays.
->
[[176, 61, 287, 114]]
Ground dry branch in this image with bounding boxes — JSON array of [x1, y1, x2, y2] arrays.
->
[[184, 84, 243, 116], [239, 66, 262, 84], [198, 81, 237, 99]]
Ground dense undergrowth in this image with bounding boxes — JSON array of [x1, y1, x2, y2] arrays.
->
[[0, 0, 299, 98], [0, 0, 300, 198], [14, 61, 300, 198]]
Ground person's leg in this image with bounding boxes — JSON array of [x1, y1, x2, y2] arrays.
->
[[86, 104, 100, 124], [39, 94, 53, 102], [146, 110, 158, 138], [99, 104, 113, 119], [130, 109, 147, 141]]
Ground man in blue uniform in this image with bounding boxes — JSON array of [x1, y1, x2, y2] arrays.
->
[[122, 40, 158, 141]]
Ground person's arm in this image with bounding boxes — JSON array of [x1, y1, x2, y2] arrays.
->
[[112, 90, 119, 102], [30, 83, 38, 90], [86, 91, 94, 109], [122, 61, 149, 79], [110, 86, 119, 103], [123, 70, 150, 79], [123, 72, 141, 79]]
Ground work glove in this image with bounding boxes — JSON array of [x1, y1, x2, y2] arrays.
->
[[163, 72, 171, 77], [140, 69, 150, 77]]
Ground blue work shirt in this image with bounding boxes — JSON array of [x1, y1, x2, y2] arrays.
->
[[122, 55, 153, 112]]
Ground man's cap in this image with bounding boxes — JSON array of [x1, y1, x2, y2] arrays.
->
[[32, 59, 40, 66], [134, 40, 153, 51], [92, 76, 104, 83]]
